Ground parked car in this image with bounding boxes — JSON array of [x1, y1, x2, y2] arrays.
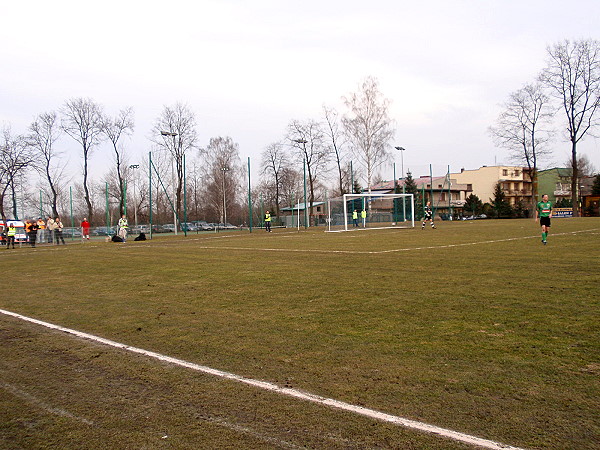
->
[[1, 220, 28, 242], [131, 225, 150, 234], [151, 224, 170, 233], [162, 223, 176, 232], [93, 226, 116, 236], [62, 228, 83, 238], [181, 222, 198, 232]]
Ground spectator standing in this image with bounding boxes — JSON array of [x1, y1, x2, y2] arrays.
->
[[81, 218, 91, 240], [26, 220, 39, 247], [37, 218, 46, 243], [46, 217, 56, 244], [118, 214, 129, 242], [54, 217, 66, 245], [6, 224, 16, 249]]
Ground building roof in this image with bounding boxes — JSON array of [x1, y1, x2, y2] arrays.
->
[[280, 201, 325, 212], [370, 176, 471, 192]]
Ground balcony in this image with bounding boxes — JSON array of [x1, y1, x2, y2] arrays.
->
[[554, 189, 571, 196]]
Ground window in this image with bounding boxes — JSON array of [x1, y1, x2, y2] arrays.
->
[[515, 170, 520, 176], [502, 169, 508, 176], [316, 206, 321, 212]]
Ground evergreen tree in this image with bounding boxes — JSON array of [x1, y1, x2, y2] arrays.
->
[[490, 182, 512, 218], [464, 194, 483, 217], [592, 174, 600, 196], [403, 170, 423, 219]]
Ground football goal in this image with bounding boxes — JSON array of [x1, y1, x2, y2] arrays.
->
[[326, 193, 415, 232]]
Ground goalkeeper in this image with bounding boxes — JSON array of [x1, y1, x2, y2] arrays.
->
[[422, 201, 436, 230]]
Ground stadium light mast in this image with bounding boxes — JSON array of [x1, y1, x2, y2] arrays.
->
[[221, 166, 230, 225], [161, 131, 179, 232], [395, 146, 406, 221], [129, 164, 140, 228], [293, 139, 309, 228]]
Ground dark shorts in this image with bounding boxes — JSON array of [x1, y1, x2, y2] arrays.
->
[[540, 216, 551, 227]]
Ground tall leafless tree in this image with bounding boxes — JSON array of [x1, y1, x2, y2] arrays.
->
[[489, 82, 554, 208], [28, 111, 65, 217], [323, 105, 348, 196], [202, 136, 244, 224], [342, 77, 395, 198], [152, 103, 198, 224], [61, 98, 104, 222], [102, 107, 134, 217], [288, 119, 329, 223], [0, 128, 34, 222], [260, 142, 289, 216], [540, 39, 600, 216]]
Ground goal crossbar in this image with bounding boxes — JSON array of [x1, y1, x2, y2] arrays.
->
[[326, 193, 415, 232]]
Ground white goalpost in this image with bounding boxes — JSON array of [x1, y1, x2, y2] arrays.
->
[[326, 193, 415, 232]]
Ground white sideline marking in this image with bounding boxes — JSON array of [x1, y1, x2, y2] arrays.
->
[[1, 381, 93, 425], [0, 309, 524, 450], [190, 228, 599, 255]]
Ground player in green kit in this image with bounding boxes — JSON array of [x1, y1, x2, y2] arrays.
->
[[536, 194, 552, 245]]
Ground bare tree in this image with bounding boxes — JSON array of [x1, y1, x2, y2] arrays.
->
[[61, 98, 104, 222], [27, 111, 65, 217], [564, 154, 596, 198], [342, 77, 395, 198], [102, 107, 134, 217], [260, 142, 289, 216], [288, 119, 330, 223], [323, 105, 348, 196], [489, 82, 554, 207], [202, 137, 244, 224], [152, 103, 198, 224], [0, 128, 34, 222], [540, 39, 600, 216]]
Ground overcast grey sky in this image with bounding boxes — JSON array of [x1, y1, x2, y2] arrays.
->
[[2, 0, 599, 183]]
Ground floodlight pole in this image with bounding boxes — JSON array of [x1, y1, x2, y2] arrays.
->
[[395, 147, 406, 221], [221, 166, 230, 225], [248, 157, 253, 232], [292, 139, 309, 228], [129, 164, 140, 228], [161, 131, 178, 233], [149, 152, 153, 240]]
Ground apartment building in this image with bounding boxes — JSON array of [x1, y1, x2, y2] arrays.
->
[[450, 166, 533, 207]]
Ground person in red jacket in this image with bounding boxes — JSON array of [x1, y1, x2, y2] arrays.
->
[[81, 218, 91, 240]]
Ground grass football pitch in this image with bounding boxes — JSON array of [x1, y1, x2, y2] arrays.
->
[[1, 218, 599, 449]]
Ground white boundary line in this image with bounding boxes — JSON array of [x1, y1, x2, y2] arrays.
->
[[0, 308, 525, 450], [186, 228, 599, 255]]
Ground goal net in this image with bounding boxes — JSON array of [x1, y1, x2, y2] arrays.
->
[[326, 193, 415, 232]]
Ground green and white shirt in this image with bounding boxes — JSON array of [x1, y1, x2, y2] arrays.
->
[[537, 201, 552, 218]]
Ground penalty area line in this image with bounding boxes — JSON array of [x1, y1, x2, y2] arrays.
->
[[0, 308, 525, 450]]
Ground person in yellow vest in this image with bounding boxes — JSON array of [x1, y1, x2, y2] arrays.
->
[[361, 209, 367, 227], [6, 224, 16, 249], [264, 210, 272, 232], [352, 209, 358, 227], [37, 218, 46, 244]]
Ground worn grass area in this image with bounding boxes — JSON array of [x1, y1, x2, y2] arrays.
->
[[1, 218, 599, 449]]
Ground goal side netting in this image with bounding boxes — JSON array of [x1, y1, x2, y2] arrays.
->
[[326, 193, 415, 232]]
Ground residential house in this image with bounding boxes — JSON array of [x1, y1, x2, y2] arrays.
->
[[450, 166, 533, 208], [537, 168, 573, 204], [369, 176, 472, 217]]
